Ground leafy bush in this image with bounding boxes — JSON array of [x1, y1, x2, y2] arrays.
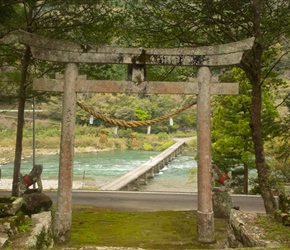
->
[[143, 142, 154, 151], [117, 128, 133, 138], [136, 133, 145, 140], [75, 125, 99, 137], [156, 140, 175, 151], [157, 132, 169, 140]]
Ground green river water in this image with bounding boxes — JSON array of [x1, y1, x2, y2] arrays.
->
[[0, 150, 198, 192]]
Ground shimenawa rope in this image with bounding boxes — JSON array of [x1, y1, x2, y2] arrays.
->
[[77, 100, 197, 128]]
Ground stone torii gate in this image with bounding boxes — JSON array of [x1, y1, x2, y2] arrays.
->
[[18, 30, 254, 244]]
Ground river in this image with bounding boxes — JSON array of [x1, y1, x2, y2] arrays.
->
[[0, 150, 197, 192]]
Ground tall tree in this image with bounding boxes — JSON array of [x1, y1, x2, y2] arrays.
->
[[123, 0, 290, 213], [0, 0, 124, 196], [212, 67, 280, 194]]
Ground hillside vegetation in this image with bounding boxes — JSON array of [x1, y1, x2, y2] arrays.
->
[[0, 113, 197, 165]]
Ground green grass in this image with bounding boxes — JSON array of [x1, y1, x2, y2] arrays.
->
[[257, 214, 290, 247], [60, 207, 228, 250], [56, 206, 290, 250]]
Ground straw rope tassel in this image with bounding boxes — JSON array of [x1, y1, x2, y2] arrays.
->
[[131, 133, 138, 147], [99, 129, 108, 143]]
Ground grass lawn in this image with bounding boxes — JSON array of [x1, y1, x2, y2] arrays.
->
[[61, 206, 228, 249]]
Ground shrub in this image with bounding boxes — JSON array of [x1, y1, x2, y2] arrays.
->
[[117, 128, 133, 138], [156, 140, 175, 151], [143, 142, 154, 151], [157, 132, 169, 140]]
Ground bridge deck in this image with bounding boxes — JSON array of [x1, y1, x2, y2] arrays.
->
[[100, 140, 186, 191]]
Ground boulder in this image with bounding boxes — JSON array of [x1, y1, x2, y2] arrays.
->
[[21, 192, 52, 216], [0, 197, 23, 217], [226, 209, 281, 248], [0, 211, 28, 248], [24, 211, 54, 249]]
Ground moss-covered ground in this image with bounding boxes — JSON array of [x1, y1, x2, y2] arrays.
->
[[257, 214, 290, 247], [61, 206, 228, 249]]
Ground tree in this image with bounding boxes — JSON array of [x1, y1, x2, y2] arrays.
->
[[212, 67, 280, 194], [122, 0, 290, 213], [212, 93, 254, 194], [267, 89, 290, 187], [0, 0, 124, 196]]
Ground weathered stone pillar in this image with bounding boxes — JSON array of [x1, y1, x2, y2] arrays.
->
[[196, 66, 215, 243], [54, 63, 78, 243]]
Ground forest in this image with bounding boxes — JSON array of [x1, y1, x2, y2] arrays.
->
[[0, 1, 290, 214]]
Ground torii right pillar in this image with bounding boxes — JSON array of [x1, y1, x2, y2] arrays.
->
[[196, 66, 215, 242]]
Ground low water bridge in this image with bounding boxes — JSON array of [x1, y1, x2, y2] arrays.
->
[[101, 140, 186, 191]]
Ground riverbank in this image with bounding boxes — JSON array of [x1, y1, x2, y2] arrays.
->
[[0, 146, 115, 165], [0, 175, 198, 192], [0, 177, 98, 191]]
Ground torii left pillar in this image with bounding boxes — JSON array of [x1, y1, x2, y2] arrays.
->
[[196, 66, 214, 242], [54, 63, 78, 243]]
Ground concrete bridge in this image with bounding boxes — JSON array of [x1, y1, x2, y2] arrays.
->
[[101, 139, 187, 191]]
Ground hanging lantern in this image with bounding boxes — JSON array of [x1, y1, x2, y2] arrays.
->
[[131, 133, 138, 146], [169, 117, 173, 126], [99, 129, 108, 143], [147, 126, 151, 134]]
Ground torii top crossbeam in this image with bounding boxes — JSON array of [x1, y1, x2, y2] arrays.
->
[[19, 30, 254, 66]]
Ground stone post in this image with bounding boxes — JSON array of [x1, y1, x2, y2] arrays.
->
[[196, 66, 215, 243], [54, 63, 78, 243]]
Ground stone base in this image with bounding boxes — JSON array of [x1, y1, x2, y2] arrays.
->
[[212, 189, 232, 219], [197, 211, 215, 243]]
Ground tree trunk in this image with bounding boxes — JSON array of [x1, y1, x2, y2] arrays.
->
[[12, 46, 31, 197], [244, 0, 276, 214], [249, 76, 276, 213]]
